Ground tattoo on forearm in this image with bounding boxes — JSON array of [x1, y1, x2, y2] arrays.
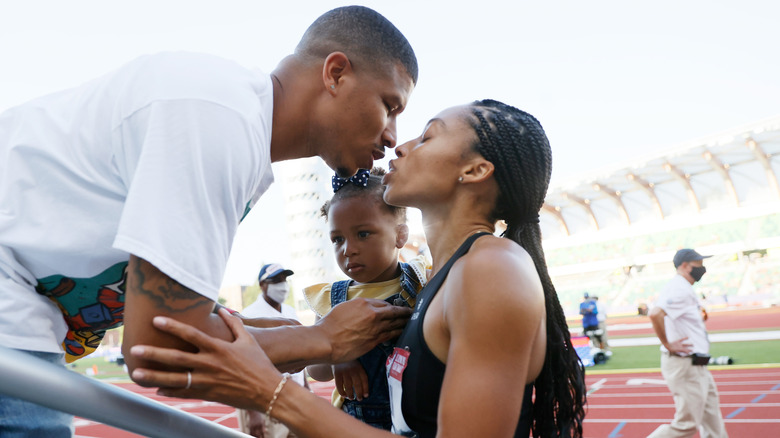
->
[[129, 258, 212, 313]]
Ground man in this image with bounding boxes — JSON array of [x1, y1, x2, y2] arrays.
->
[[579, 292, 599, 338], [239, 263, 308, 438], [0, 6, 417, 435], [593, 295, 610, 353], [243, 263, 299, 323], [647, 249, 728, 438]]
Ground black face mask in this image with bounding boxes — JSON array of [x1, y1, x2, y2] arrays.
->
[[690, 266, 706, 282]]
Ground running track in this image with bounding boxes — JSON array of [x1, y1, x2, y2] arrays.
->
[[74, 307, 780, 437], [583, 366, 780, 437], [73, 367, 780, 437]]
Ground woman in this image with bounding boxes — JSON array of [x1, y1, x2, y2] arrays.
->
[[130, 99, 586, 437]]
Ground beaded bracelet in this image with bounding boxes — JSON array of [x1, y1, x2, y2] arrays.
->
[[265, 373, 291, 420]]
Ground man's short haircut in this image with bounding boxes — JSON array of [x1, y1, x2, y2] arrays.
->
[[296, 6, 418, 84]]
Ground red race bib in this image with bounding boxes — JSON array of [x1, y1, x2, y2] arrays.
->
[[388, 347, 410, 382]]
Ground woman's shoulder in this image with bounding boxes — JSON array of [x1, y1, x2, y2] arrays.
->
[[464, 234, 533, 271], [451, 235, 543, 303], [442, 235, 545, 346]]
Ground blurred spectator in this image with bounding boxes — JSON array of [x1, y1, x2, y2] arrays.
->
[[593, 296, 610, 353], [239, 263, 309, 438], [579, 292, 599, 336]]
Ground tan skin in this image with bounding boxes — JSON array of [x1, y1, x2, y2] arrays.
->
[[269, 53, 412, 174], [122, 49, 415, 378], [130, 105, 548, 438], [123, 257, 412, 375], [648, 259, 707, 355]]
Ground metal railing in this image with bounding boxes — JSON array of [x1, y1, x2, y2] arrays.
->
[[0, 345, 247, 438]]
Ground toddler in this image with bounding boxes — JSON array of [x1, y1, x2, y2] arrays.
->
[[305, 167, 428, 431]]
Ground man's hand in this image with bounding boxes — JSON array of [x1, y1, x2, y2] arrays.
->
[[648, 306, 695, 356], [701, 307, 709, 322], [314, 298, 411, 363], [666, 336, 693, 356], [333, 360, 369, 401]]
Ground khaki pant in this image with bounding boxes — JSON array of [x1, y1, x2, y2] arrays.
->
[[238, 408, 295, 438], [647, 353, 728, 438], [597, 320, 609, 349]]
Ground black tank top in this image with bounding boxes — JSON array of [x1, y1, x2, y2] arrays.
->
[[392, 232, 533, 438]]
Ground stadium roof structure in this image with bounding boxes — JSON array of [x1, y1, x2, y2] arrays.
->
[[541, 115, 780, 240]]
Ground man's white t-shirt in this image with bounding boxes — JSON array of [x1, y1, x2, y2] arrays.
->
[[241, 296, 306, 386], [653, 274, 710, 355], [0, 52, 275, 354]]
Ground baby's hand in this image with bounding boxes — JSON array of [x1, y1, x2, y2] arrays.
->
[[333, 360, 369, 401]]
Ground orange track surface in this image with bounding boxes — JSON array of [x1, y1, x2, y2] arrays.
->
[[74, 307, 780, 437]]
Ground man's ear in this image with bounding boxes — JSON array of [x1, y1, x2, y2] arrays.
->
[[396, 223, 409, 249], [460, 158, 495, 184], [322, 52, 352, 93]]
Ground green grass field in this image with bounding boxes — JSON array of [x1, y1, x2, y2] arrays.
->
[[68, 356, 130, 381], [588, 339, 780, 371], [70, 338, 780, 382]]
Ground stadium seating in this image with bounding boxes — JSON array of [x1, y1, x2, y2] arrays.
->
[[551, 213, 780, 316]]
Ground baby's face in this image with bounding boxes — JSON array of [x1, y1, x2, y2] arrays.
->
[[328, 196, 402, 284]]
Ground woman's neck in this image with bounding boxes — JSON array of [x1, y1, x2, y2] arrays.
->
[[422, 209, 494, 276]]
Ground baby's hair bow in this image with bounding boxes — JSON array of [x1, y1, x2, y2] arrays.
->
[[332, 169, 370, 192]]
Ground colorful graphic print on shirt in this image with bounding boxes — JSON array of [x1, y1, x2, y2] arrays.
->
[[35, 262, 127, 362]]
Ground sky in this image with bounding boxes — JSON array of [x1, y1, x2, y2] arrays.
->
[[2, 0, 779, 286]]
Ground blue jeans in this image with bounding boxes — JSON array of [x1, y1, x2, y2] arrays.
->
[[342, 399, 393, 431], [0, 350, 74, 437]]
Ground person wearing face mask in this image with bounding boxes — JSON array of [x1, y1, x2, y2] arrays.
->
[[647, 249, 728, 438], [239, 263, 309, 437]]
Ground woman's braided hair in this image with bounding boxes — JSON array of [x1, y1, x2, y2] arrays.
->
[[465, 99, 586, 437]]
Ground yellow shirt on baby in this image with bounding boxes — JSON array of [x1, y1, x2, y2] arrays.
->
[[302, 255, 429, 317], [303, 255, 429, 408]]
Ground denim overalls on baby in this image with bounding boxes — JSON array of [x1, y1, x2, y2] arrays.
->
[[330, 262, 421, 430]]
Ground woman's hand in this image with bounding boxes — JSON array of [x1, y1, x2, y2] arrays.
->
[[129, 308, 283, 411]]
